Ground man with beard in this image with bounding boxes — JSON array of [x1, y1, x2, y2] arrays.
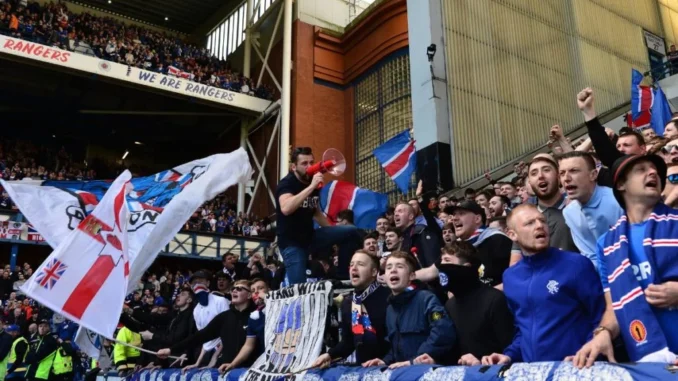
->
[[157, 280, 256, 370], [481, 205, 604, 365], [312, 251, 391, 368], [276, 147, 361, 284], [559, 152, 623, 266], [416, 201, 512, 289], [362, 232, 380, 257], [488, 195, 510, 218], [510, 154, 579, 265], [435, 242, 514, 366], [570, 154, 678, 368], [384, 227, 403, 253], [392, 203, 441, 269]]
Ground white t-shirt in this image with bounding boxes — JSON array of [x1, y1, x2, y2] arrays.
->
[[193, 293, 230, 350]]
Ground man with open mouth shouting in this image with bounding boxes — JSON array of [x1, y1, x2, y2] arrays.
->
[[482, 204, 604, 366], [559, 152, 624, 267]]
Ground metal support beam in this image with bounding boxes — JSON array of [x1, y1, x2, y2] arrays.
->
[[280, 0, 293, 180], [257, 2, 284, 89], [247, 112, 281, 214], [243, 0, 254, 78], [252, 44, 283, 92], [237, 122, 248, 214], [247, 139, 277, 206]]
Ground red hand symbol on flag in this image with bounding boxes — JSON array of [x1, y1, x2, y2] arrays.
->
[[62, 185, 128, 319]]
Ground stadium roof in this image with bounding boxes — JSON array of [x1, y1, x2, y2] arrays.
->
[[72, 0, 239, 34]]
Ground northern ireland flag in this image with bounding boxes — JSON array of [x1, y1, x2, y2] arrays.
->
[[373, 130, 416, 194], [320, 181, 388, 229], [21, 171, 131, 337], [168, 65, 194, 80], [2, 149, 252, 336]]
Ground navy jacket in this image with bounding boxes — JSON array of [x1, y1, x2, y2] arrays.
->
[[382, 289, 455, 364], [503, 247, 604, 362]]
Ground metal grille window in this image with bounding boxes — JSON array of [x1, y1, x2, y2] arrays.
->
[[354, 50, 415, 204], [207, 0, 275, 61]]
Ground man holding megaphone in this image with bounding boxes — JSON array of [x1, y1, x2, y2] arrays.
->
[[276, 147, 362, 285]]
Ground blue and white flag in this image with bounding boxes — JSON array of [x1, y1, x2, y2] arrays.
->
[[651, 85, 673, 136], [75, 327, 103, 359], [373, 130, 416, 194], [319, 181, 388, 229]]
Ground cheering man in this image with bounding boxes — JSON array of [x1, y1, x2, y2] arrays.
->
[[482, 205, 604, 365], [312, 250, 390, 368], [276, 147, 361, 284], [570, 154, 678, 368]]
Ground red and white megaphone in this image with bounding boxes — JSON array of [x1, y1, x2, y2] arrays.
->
[[306, 148, 346, 188]]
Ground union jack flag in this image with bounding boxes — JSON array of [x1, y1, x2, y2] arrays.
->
[[35, 258, 67, 290], [372, 130, 416, 194]]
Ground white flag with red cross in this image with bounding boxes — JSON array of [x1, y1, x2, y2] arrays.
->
[[21, 171, 131, 337]]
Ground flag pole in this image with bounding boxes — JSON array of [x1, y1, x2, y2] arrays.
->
[[111, 337, 185, 361]]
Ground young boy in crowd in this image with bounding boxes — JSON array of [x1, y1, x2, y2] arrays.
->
[[362, 251, 455, 369], [217, 278, 270, 374]]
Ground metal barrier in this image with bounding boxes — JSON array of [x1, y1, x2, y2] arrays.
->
[[0, 209, 271, 261]]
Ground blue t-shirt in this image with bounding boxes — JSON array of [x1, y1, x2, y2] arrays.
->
[[247, 312, 266, 358], [216, 221, 226, 233], [597, 222, 678, 352]]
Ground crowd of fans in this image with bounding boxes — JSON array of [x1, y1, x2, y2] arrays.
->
[[0, 0, 275, 100], [91, 86, 678, 378], [3, 87, 678, 378], [183, 194, 271, 238]]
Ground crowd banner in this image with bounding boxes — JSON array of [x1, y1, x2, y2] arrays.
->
[[0, 221, 46, 242], [127, 362, 678, 381], [0, 36, 272, 113], [244, 281, 333, 381]]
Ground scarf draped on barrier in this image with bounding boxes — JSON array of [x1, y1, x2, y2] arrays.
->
[[602, 203, 678, 361], [351, 282, 380, 347]]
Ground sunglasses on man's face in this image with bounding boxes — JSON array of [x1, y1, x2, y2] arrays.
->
[[668, 174, 678, 184], [664, 144, 678, 153], [231, 286, 250, 293]]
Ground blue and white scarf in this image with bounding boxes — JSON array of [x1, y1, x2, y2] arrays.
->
[[464, 227, 506, 247], [602, 203, 678, 361]]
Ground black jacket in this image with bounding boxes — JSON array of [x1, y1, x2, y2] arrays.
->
[[475, 234, 513, 287], [584, 118, 617, 187], [445, 283, 515, 362], [401, 223, 442, 269], [170, 303, 256, 366], [328, 286, 391, 363], [24, 333, 58, 380]]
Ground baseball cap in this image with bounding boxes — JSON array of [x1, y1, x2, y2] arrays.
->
[[448, 200, 486, 225], [610, 154, 667, 209], [5, 325, 19, 333], [529, 153, 558, 170]]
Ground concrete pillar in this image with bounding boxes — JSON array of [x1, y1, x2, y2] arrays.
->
[[406, 0, 454, 192]]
